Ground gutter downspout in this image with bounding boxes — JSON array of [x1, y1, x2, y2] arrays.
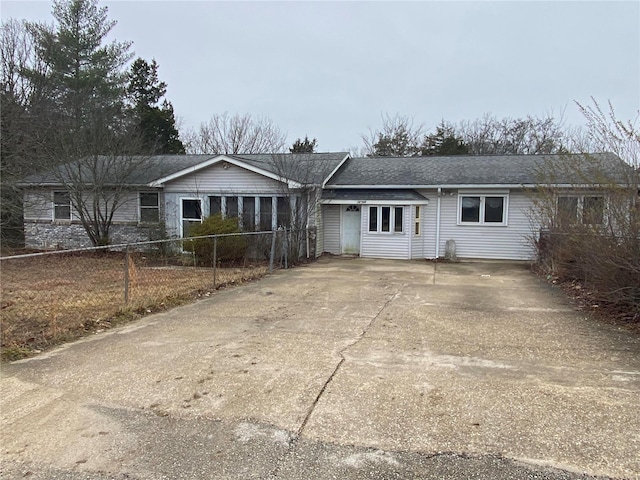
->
[[435, 188, 442, 259]]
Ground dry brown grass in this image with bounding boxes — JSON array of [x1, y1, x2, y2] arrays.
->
[[0, 252, 269, 361]]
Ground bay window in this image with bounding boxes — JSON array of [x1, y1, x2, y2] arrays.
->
[[368, 206, 404, 233]]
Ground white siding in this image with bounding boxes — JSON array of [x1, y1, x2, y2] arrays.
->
[[420, 189, 440, 259], [164, 162, 284, 194], [322, 205, 341, 254], [410, 203, 429, 259], [23, 189, 51, 220], [361, 205, 411, 259], [436, 190, 537, 260]]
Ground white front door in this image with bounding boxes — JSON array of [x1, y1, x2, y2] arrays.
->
[[341, 205, 361, 254]]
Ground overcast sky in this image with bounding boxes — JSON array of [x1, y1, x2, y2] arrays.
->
[[2, 1, 639, 152]]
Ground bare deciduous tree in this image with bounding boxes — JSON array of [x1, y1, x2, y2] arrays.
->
[[457, 113, 568, 155], [361, 113, 426, 157], [183, 113, 287, 154], [32, 127, 151, 246]]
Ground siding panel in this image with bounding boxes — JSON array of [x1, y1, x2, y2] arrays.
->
[[23, 190, 51, 220], [24, 189, 142, 223], [437, 190, 537, 260], [164, 163, 284, 193], [322, 205, 340, 254], [410, 202, 430, 259], [415, 189, 438, 259]]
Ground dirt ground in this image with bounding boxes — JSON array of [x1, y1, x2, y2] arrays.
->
[[1, 257, 639, 479], [0, 252, 268, 360]]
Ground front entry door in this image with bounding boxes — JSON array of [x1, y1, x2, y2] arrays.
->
[[341, 205, 361, 254]]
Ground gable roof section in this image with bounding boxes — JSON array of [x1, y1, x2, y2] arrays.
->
[[325, 153, 631, 188], [150, 152, 349, 187], [149, 154, 296, 187]]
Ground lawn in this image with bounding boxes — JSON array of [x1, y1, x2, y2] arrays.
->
[[0, 251, 269, 361]]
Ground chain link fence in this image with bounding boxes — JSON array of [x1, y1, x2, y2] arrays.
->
[[1, 228, 317, 360]]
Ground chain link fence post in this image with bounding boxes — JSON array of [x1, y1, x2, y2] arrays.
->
[[269, 230, 276, 273], [124, 246, 130, 305], [284, 228, 288, 269], [213, 236, 217, 289]]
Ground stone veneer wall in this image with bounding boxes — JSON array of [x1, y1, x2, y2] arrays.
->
[[24, 222, 165, 249]]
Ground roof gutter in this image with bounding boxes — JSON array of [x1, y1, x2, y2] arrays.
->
[[324, 183, 627, 189]]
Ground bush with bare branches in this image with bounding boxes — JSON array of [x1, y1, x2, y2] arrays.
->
[[532, 100, 639, 321]]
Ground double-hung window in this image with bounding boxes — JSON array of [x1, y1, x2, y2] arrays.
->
[[139, 192, 159, 223], [53, 191, 71, 220], [368, 206, 404, 233], [458, 194, 507, 225]]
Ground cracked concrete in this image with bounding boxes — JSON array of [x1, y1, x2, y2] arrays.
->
[[1, 257, 639, 479]]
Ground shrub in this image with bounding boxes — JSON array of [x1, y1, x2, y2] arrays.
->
[[184, 214, 247, 265]]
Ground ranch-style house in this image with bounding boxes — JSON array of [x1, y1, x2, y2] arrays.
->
[[20, 152, 631, 261]]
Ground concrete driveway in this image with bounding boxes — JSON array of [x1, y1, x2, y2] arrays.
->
[[1, 257, 639, 479]]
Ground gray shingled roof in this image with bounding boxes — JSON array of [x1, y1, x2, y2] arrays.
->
[[22, 152, 631, 188], [23, 155, 215, 186], [322, 189, 429, 201], [326, 153, 631, 187], [22, 152, 349, 186], [229, 152, 348, 185]]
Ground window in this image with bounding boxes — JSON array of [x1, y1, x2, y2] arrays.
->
[[139, 192, 159, 223], [381, 207, 391, 232], [276, 196, 291, 228], [484, 197, 504, 223], [225, 196, 238, 219], [260, 197, 273, 231], [368, 206, 378, 232], [181, 198, 202, 236], [394, 207, 404, 232], [368, 206, 404, 233], [583, 196, 604, 225], [557, 196, 578, 226], [242, 196, 256, 231], [461, 196, 480, 222], [209, 196, 222, 216], [557, 195, 604, 226], [458, 195, 507, 225], [53, 191, 71, 220], [414, 205, 421, 236]]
